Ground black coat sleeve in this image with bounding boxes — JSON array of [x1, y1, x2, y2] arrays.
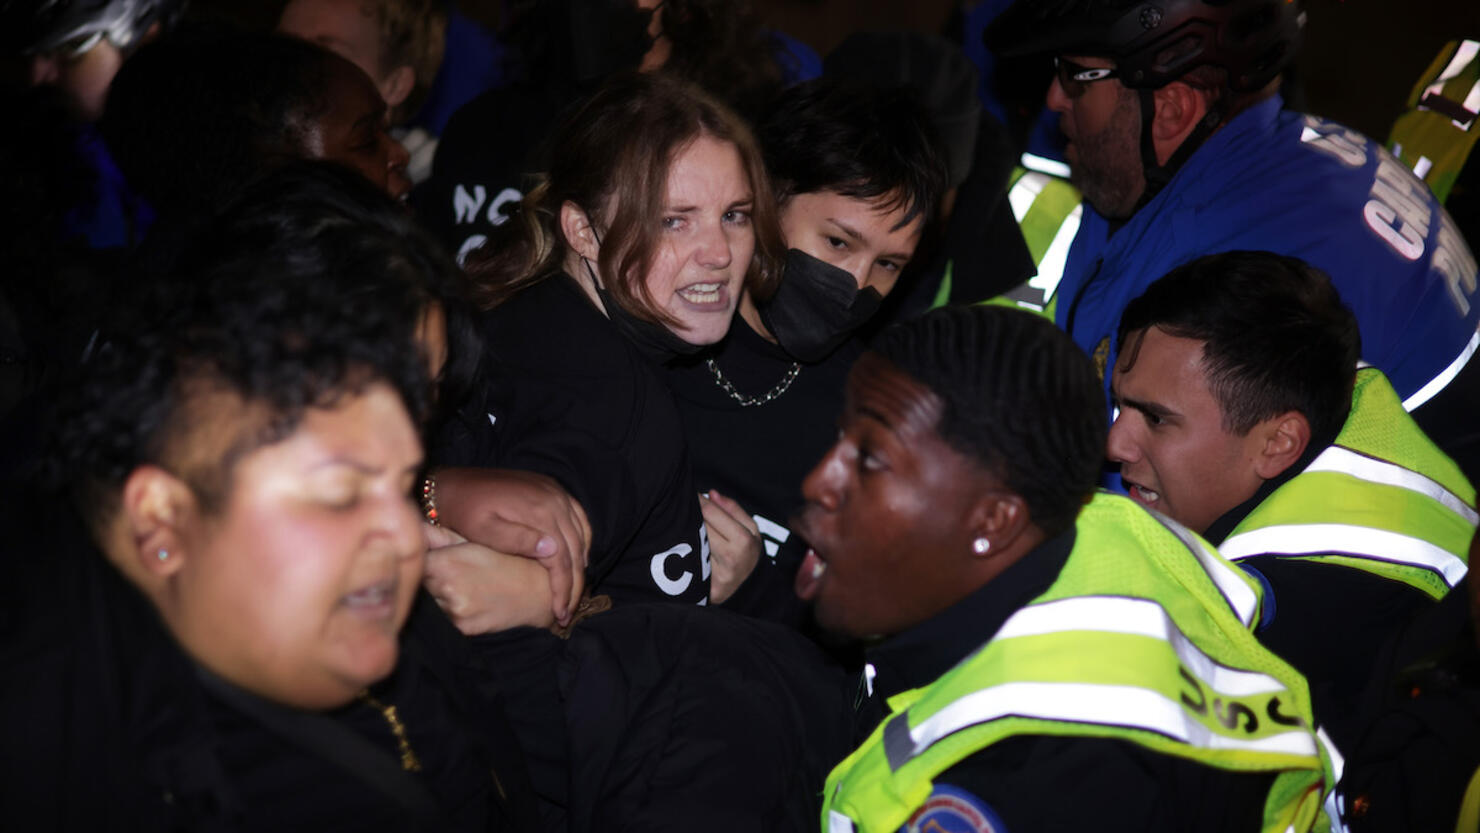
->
[[920, 734, 1274, 833]]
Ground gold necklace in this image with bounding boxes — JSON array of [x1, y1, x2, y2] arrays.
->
[[359, 691, 422, 772]]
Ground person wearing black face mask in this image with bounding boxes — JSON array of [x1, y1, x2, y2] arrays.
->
[[665, 78, 949, 629], [756, 250, 884, 363]]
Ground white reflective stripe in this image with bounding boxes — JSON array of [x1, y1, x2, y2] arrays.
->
[[1029, 203, 1082, 300], [993, 596, 1287, 696], [902, 681, 1319, 762], [1462, 79, 1480, 124], [1326, 796, 1351, 833], [1317, 725, 1350, 833], [1147, 507, 1260, 628], [1020, 151, 1072, 178], [1404, 329, 1480, 410], [1008, 172, 1048, 222], [828, 810, 856, 833], [1307, 446, 1479, 526], [1220, 524, 1469, 587], [1316, 724, 1345, 783], [1414, 155, 1434, 179], [1438, 41, 1480, 83]]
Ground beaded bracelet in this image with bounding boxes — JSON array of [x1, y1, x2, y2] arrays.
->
[[420, 474, 440, 526]]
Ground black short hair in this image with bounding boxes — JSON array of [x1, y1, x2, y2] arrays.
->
[[101, 27, 342, 218], [1116, 250, 1361, 442], [53, 162, 466, 529], [757, 77, 949, 231], [872, 304, 1107, 535]]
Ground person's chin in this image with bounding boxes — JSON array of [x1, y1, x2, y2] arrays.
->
[[672, 314, 734, 346], [332, 639, 401, 696]]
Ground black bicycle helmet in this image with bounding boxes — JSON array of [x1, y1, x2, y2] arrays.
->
[[985, 0, 1305, 93], [2, 0, 188, 56]]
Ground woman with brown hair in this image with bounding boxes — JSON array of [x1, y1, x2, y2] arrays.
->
[[426, 72, 785, 617]]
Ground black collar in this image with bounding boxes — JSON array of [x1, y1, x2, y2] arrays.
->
[[865, 529, 1077, 701]]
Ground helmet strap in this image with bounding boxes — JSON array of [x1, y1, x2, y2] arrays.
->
[[1132, 86, 1228, 214]]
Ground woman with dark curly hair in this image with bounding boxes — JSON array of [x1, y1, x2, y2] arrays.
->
[[0, 163, 537, 829]]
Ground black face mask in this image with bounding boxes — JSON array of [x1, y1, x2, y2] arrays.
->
[[758, 249, 883, 362], [583, 254, 703, 365]]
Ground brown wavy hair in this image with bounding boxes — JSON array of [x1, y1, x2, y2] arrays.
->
[[465, 71, 784, 327]]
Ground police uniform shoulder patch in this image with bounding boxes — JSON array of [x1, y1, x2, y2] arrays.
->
[[901, 784, 1008, 833]]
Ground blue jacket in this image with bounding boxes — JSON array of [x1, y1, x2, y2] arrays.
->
[[1058, 95, 1480, 411]]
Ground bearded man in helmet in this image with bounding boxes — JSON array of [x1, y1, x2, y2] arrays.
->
[[987, 0, 1480, 481]]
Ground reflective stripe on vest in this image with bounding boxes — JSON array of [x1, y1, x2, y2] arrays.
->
[[1149, 507, 1261, 629], [1389, 39, 1480, 204], [821, 495, 1331, 833], [828, 811, 856, 833], [1222, 369, 1475, 598], [1404, 329, 1480, 411], [1308, 446, 1478, 525], [1221, 524, 1468, 588], [992, 167, 1083, 315], [879, 596, 1316, 774], [1318, 725, 1350, 833]]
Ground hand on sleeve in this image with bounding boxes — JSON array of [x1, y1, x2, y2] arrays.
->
[[700, 489, 761, 605], [423, 523, 557, 634], [432, 466, 591, 625]]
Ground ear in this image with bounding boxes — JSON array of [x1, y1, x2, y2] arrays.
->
[[119, 465, 195, 580], [559, 201, 601, 262], [1149, 81, 1212, 164], [1252, 410, 1310, 480], [378, 64, 415, 110], [967, 490, 1033, 559]]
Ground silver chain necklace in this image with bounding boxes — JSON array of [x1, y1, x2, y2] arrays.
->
[[706, 357, 802, 407]]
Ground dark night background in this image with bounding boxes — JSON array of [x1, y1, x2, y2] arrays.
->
[[195, 0, 1480, 142]]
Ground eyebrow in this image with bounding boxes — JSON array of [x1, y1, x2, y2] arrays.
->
[[1118, 394, 1176, 422], [854, 403, 899, 433], [353, 104, 386, 131], [309, 457, 383, 475], [666, 195, 755, 214], [826, 217, 865, 244], [308, 457, 424, 476]]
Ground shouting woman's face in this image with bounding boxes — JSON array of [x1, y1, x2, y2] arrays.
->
[[167, 383, 425, 709], [640, 134, 757, 346]]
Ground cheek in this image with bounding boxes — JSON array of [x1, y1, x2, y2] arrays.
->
[[866, 266, 900, 296], [731, 227, 756, 275], [343, 149, 389, 189], [395, 548, 425, 616], [62, 49, 121, 118], [646, 244, 685, 300], [231, 512, 356, 616]]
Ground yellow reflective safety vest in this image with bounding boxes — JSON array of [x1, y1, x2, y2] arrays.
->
[[1221, 368, 1477, 600], [933, 159, 1083, 319], [1389, 39, 1480, 204], [822, 493, 1335, 833]]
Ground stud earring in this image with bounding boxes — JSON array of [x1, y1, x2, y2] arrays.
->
[[156, 548, 169, 562], [972, 538, 990, 555]]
